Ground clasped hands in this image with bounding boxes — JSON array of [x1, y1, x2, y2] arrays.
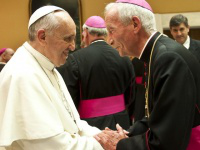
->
[[94, 124, 128, 150]]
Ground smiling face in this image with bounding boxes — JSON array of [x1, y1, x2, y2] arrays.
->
[[43, 11, 76, 67], [170, 23, 189, 45], [105, 9, 135, 57]]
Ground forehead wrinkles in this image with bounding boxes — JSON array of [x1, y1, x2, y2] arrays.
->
[[106, 8, 119, 21], [56, 20, 76, 38], [55, 12, 75, 28], [106, 12, 121, 29]]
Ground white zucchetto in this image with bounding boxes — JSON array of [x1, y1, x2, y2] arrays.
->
[[28, 5, 64, 29]]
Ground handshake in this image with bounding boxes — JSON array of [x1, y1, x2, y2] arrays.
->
[[94, 124, 129, 150]]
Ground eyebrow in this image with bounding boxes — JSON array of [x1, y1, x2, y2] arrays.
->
[[63, 34, 76, 41]]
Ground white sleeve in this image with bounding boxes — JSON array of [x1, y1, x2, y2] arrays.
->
[[15, 132, 104, 150], [78, 120, 102, 137]]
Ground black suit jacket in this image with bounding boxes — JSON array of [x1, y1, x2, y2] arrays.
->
[[0, 63, 5, 72], [117, 32, 200, 150], [189, 38, 200, 63], [58, 40, 135, 130]]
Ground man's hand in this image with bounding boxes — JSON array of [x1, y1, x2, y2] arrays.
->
[[94, 124, 128, 150]]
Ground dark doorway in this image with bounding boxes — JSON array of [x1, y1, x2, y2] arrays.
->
[[30, 0, 82, 50]]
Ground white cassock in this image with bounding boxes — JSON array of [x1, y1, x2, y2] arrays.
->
[[0, 42, 103, 150]]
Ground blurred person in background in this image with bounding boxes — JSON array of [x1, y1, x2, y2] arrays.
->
[[0, 48, 15, 72], [58, 16, 135, 130], [170, 14, 200, 63]]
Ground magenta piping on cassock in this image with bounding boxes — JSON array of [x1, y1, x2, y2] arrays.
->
[[136, 76, 143, 84]]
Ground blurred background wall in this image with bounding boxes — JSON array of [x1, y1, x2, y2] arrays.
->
[[1, 0, 200, 51]]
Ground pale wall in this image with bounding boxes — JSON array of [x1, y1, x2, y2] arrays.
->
[[0, 0, 200, 52], [80, 0, 115, 23], [0, 0, 29, 51], [147, 0, 200, 13]]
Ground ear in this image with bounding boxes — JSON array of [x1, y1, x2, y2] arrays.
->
[[82, 29, 89, 40], [1, 53, 7, 60], [85, 28, 91, 44], [187, 25, 190, 32], [85, 28, 89, 38], [37, 29, 46, 45], [170, 28, 173, 34], [131, 16, 142, 33]]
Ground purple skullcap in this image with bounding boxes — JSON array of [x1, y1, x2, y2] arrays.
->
[[0, 48, 7, 56], [116, 0, 153, 12], [85, 16, 106, 28]]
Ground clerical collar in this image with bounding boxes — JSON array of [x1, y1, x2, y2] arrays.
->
[[183, 36, 190, 49], [139, 31, 157, 59], [91, 39, 105, 45], [0, 62, 6, 65], [140, 32, 162, 63], [23, 42, 54, 71]]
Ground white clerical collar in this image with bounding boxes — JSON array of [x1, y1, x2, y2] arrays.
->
[[0, 62, 6, 64], [23, 42, 54, 71], [183, 36, 190, 49], [91, 39, 104, 45], [139, 31, 157, 59]]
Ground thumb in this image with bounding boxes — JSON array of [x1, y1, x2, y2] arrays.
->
[[116, 124, 123, 133]]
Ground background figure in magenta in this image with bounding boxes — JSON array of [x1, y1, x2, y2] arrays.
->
[[94, 0, 200, 150], [170, 14, 200, 63], [58, 16, 135, 130], [0, 48, 15, 72]]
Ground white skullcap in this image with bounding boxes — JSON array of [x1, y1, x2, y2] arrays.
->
[[28, 5, 64, 29]]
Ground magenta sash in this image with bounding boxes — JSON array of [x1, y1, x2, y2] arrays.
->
[[187, 125, 200, 150], [78, 94, 125, 119]]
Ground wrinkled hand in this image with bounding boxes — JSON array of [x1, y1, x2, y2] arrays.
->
[[94, 124, 128, 150]]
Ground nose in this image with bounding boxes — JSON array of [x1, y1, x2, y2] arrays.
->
[[177, 30, 182, 36]]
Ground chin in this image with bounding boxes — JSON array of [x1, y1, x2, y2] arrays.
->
[[55, 60, 65, 67], [177, 40, 184, 44], [60, 61, 64, 65]]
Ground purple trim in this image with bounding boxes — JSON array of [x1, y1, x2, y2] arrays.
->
[[0, 48, 7, 56], [136, 76, 143, 84], [116, 0, 153, 12], [145, 129, 150, 150], [187, 125, 200, 150], [78, 94, 125, 118]]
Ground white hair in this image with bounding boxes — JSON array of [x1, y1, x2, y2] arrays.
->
[[28, 11, 61, 41], [105, 3, 156, 35], [82, 24, 107, 37]]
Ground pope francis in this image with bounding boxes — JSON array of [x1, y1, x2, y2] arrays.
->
[[0, 5, 103, 150]]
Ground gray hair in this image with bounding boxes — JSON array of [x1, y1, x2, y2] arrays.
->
[[169, 14, 189, 28], [105, 3, 156, 35], [82, 24, 107, 37], [28, 12, 61, 41]]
